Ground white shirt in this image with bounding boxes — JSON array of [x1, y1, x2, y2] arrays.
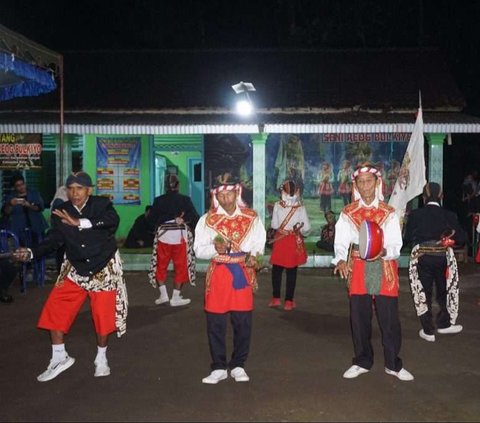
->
[[158, 219, 187, 244], [331, 198, 403, 265], [194, 205, 266, 260], [270, 201, 311, 236]]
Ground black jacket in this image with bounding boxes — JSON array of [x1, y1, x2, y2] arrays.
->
[[32, 196, 119, 276], [147, 191, 199, 232], [404, 203, 467, 247]]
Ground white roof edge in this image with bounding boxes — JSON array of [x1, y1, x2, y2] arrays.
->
[[2, 123, 480, 134]]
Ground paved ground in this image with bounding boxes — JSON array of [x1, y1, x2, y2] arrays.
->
[[1, 262, 480, 422]]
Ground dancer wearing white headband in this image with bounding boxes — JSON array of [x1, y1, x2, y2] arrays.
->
[[332, 163, 414, 382], [194, 172, 266, 384]]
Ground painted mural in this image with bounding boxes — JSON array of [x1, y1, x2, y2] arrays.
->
[[204, 132, 410, 244]]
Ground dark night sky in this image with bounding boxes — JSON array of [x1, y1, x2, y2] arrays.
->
[[1, 0, 480, 113], [1, 0, 480, 204]]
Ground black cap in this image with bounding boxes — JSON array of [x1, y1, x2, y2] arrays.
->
[[65, 171, 93, 187]]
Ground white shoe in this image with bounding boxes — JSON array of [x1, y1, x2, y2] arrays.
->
[[94, 358, 111, 377], [343, 365, 369, 379], [437, 325, 463, 334], [154, 295, 169, 305], [170, 297, 191, 307], [230, 367, 250, 382], [419, 329, 435, 342], [385, 367, 414, 381], [37, 355, 75, 382], [202, 369, 228, 384]]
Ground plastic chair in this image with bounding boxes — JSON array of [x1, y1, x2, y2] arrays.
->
[[20, 228, 46, 288], [0, 229, 28, 292]]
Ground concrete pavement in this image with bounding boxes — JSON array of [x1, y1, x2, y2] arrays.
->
[[1, 262, 479, 422]]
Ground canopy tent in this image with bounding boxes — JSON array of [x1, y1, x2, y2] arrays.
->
[[0, 23, 65, 180], [0, 23, 61, 100]]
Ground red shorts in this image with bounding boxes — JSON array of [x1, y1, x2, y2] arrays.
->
[[37, 278, 116, 336], [156, 240, 188, 283]]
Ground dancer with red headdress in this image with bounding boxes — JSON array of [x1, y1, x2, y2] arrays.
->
[[332, 164, 414, 382], [268, 179, 311, 310], [194, 172, 266, 385]]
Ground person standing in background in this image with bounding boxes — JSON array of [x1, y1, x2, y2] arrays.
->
[[268, 179, 310, 310], [404, 182, 466, 342], [147, 174, 199, 307]]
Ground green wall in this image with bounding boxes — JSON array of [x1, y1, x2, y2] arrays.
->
[[84, 134, 152, 240]]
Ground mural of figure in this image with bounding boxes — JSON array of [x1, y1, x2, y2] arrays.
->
[[274, 134, 305, 190], [387, 159, 401, 198], [337, 159, 353, 205], [317, 161, 334, 213]]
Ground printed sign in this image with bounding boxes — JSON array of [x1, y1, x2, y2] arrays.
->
[[96, 137, 141, 205]]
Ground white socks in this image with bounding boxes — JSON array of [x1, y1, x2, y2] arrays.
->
[[52, 343, 67, 363], [172, 289, 181, 299], [159, 284, 168, 299], [95, 346, 108, 363]]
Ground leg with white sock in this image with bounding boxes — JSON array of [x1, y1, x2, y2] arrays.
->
[[170, 282, 191, 307], [94, 334, 110, 377], [155, 282, 169, 305], [37, 330, 75, 382]]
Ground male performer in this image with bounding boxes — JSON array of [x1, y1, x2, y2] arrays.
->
[[332, 164, 414, 381], [147, 174, 199, 306], [404, 182, 466, 342], [13, 171, 128, 382], [194, 173, 266, 384], [268, 179, 310, 310]]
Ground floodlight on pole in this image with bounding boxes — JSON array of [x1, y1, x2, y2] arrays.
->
[[232, 81, 256, 116]]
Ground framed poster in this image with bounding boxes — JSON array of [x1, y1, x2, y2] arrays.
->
[[96, 137, 141, 205]]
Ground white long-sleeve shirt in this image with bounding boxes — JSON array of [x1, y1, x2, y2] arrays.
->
[[270, 201, 311, 236], [331, 198, 403, 265], [194, 205, 266, 260]]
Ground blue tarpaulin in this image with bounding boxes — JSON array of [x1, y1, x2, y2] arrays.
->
[[0, 51, 57, 101], [0, 23, 61, 101]]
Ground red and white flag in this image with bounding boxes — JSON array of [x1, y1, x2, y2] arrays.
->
[[388, 106, 426, 225]]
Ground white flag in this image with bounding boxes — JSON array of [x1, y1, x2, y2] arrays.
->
[[388, 107, 426, 225]]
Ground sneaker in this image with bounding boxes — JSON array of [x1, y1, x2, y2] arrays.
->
[[154, 295, 169, 305], [94, 358, 111, 377], [202, 369, 228, 384], [268, 297, 281, 307], [170, 296, 191, 307], [343, 365, 369, 379], [419, 329, 435, 342], [437, 324, 463, 334], [230, 367, 250, 382], [37, 355, 75, 382], [385, 367, 414, 381], [284, 300, 296, 311]]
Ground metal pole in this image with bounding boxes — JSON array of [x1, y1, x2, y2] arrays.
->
[[59, 55, 64, 185]]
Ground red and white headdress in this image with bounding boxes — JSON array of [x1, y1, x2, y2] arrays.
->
[[351, 165, 384, 201], [210, 172, 247, 209]]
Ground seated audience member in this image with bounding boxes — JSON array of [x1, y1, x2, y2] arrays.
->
[[124, 206, 155, 248], [315, 211, 336, 252]]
